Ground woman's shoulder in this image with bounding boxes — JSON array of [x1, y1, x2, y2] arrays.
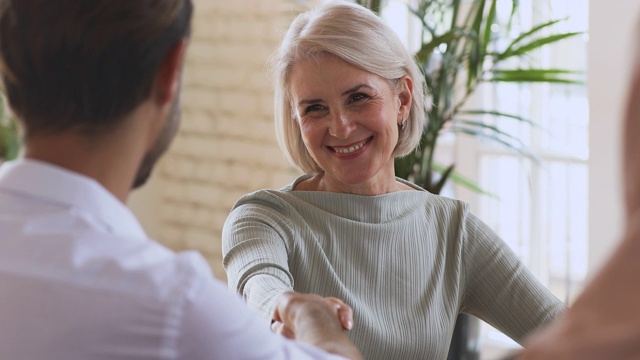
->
[[228, 174, 311, 213], [231, 188, 292, 213], [396, 178, 469, 210]]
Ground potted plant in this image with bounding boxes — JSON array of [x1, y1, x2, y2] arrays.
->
[[359, 0, 582, 193], [356, 0, 582, 358]]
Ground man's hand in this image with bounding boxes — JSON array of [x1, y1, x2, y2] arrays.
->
[[271, 294, 353, 338], [271, 291, 362, 360]]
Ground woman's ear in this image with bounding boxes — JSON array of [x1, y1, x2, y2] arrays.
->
[[154, 39, 188, 105], [397, 75, 413, 122]]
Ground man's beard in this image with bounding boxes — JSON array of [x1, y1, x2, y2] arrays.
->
[[132, 97, 181, 189]]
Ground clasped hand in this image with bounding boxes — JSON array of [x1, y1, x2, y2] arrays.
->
[[271, 291, 354, 339]]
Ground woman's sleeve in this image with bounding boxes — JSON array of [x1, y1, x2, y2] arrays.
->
[[222, 196, 296, 320], [461, 213, 566, 344]]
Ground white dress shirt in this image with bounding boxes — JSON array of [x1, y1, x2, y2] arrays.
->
[[0, 159, 344, 360]]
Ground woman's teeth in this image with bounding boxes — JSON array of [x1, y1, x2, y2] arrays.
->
[[334, 139, 367, 154]]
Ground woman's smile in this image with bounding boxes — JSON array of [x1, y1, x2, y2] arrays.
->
[[328, 136, 373, 156]]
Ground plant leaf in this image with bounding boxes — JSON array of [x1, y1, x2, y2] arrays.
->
[[467, 0, 486, 87], [432, 163, 455, 194], [482, 0, 497, 55], [394, 150, 419, 180], [354, 0, 386, 15], [458, 109, 536, 126], [431, 162, 498, 198], [506, 0, 519, 34], [499, 32, 582, 60], [416, 31, 460, 63], [407, 4, 435, 37], [449, 126, 540, 164], [451, 0, 461, 30], [451, 119, 527, 145], [0, 120, 19, 161], [503, 18, 565, 54], [489, 68, 583, 84]]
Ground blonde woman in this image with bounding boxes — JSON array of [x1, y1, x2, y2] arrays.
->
[[223, 1, 564, 359]]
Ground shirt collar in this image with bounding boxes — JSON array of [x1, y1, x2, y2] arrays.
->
[[0, 158, 148, 240]]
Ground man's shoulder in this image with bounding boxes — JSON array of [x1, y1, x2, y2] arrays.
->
[[0, 221, 215, 304], [83, 233, 216, 302]]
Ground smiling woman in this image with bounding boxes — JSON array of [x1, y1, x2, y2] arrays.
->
[[221, 1, 566, 360], [289, 54, 413, 195]]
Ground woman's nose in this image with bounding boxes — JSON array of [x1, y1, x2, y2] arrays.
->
[[328, 112, 356, 139]]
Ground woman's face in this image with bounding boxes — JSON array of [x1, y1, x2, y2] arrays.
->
[[289, 55, 412, 194]]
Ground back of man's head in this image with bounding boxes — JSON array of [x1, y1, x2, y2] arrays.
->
[[0, 0, 193, 138]]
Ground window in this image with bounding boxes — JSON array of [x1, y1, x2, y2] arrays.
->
[[380, 0, 589, 356]]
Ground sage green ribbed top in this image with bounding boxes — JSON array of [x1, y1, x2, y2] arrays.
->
[[222, 175, 564, 360]]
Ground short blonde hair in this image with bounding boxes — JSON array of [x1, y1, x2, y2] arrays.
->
[[271, 0, 427, 173]]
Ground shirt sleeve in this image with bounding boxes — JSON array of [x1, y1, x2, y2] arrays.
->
[[461, 213, 566, 344], [176, 275, 347, 360], [222, 197, 296, 319]]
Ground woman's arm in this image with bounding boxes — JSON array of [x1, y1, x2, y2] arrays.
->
[[222, 200, 295, 318], [222, 196, 353, 332], [462, 213, 566, 344]]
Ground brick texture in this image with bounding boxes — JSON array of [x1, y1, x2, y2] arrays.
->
[[132, 0, 307, 280]]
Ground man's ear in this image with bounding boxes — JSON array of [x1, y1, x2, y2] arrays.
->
[[155, 39, 188, 105]]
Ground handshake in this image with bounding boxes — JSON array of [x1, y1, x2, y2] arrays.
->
[[271, 291, 361, 360]]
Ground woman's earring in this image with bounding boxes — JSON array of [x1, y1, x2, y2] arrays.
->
[[399, 118, 407, 131]]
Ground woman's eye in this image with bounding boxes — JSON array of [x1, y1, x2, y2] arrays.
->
[[350, 93, 369, 103], [304, 104, 325, 114]]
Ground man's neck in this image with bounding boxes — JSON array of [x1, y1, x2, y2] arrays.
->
[[23, 128, 147, 203]]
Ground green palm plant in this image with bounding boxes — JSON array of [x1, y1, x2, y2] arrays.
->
[[358, 0, 582, 194], [0, 97, 19, 161], [357, 0, 583, 359]]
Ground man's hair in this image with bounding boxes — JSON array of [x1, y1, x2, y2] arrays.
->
[[0, 0, 193, 137], [270, 0, 426, 174]]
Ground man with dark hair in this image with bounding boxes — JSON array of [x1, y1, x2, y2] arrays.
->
[[0, 1, 362, 359]]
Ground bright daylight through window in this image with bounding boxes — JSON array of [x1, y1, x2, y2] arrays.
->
[[379, 0, 589, 356]]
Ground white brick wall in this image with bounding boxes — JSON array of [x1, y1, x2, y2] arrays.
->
[[129, 0, 305, 279]]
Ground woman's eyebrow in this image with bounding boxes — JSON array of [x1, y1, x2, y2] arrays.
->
[[341, 84, 372, 96], [297, 98, 323, 107]]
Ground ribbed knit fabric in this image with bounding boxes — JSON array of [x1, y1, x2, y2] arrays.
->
[[223, 174, 565, 360]]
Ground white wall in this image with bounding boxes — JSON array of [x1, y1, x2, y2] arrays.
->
[[128, 0, 300, 279], [588, 0, 640, 273]]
